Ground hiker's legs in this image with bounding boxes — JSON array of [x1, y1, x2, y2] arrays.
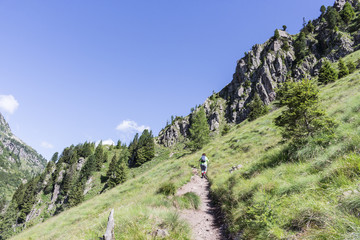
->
[[201, 165, 206, 178]]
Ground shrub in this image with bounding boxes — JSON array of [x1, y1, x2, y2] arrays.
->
[[318, 60, 338, 84], [338, 58, 349, 79], [222, 124, 231, 136], [274, 29, 280, 40], [341, 2, 355, 24], [158, 182, 176, 196], [347, 61, 356, 74], [275, 79, 336, 144], [248, 93, 269, 121]]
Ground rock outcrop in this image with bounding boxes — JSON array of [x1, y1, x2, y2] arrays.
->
[[158, 0, 360, 147], [0, 112, 47, 200]]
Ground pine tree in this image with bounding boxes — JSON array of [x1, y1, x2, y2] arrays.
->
[[318, 60, 338, 84], [107, 149, 129, 188], [51, 152, 59, 163], [282, 25, 287, 31], [347, 61, 356, 74], [294, 32, 307, 61], [107, 154, 117, 178], [326, 6, 341, 29], [80, 142, 93, 158], [79, 154, 96, 183], [274, 29, 280, 40], [341, 2, 355, 24], [274, 79, 336, 144], [306, 20, 314, 33], [135, 130, 155, 167], [116, 140, 122, 149], [320, 5, 326, 15], [247, 93, 269, 121], [128, 133, 139, 166], [187, 107, 210, 151], [18, 178, 37, 223], [68, 181, 84, 207], [95, 142, 104, 171], [338, 58, 349, 79], [61, 171, 73, 196]]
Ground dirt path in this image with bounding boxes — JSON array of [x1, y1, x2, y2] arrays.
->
[[177, 169, 224, 240]]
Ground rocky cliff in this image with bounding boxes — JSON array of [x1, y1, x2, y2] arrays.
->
[[0, 113, 47, 201], [157, 0, 360, 147]]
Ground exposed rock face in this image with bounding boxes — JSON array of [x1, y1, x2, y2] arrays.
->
[[157, 117, 190, 147], [158, 0, 360, 147], [0, 112, 47, 200], [334, 0, 358, 10]]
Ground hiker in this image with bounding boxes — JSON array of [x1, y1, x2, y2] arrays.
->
[[199, 153, 209, 179]]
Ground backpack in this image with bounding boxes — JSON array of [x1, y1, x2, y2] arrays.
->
[[201, 156, 206, 163]]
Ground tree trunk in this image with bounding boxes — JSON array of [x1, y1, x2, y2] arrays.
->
[[103, 209, 115, 240]]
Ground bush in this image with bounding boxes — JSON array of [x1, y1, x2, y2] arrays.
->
[[318, 60, 338, 84], [158, 182, 176, 196], [338, 58, 349, 79], [274, 29, 280, 40], [222, 124, 230, 136], [347, 61, 356, 74], [248, 93, 269, 121]]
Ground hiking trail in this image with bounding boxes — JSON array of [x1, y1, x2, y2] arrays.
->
[[176, 168, 225, 240]]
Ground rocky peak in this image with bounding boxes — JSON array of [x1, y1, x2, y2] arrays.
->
[[0, 112, 11, 135], [334, 0, 358, 10], [158, 0, 360, 147]]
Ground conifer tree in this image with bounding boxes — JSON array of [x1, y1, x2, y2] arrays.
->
[[95, 142, 104, 171], [320, 5, 326, 15], [294, 32, 307, 61], [274, 29, 280, 40], [107, 149, 129, 188], [338, 58, 349, 79], [116, 140, 122, 149], [61, 171, 73, 196], [107, 154, 117, 178], [68, 182, 84, 207], [306, 20, 314, 33], [247, 93, 269, 121], [51, 152, 59, 163], [135, 129, 155, 167], [79, 154, 96, 182], [347, 61, 356, 74], [80, 142, 93, 158], [282, 25, 287, 31], [128, 133, 139, 166], [187, 107, 210, 151], [318, 60, 338, 84], [341, 2, 355, 23], [18, 178, 37, 223], [326, 7, 341, 29], [275, 79, 336, 144]]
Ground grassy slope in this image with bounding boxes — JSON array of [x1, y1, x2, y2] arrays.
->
[[12, 50, 360, 239]]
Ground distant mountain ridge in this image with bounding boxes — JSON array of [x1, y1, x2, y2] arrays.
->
[[0, 112, 47, 201]]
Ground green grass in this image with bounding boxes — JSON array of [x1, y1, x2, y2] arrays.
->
[[11, 51, 360, 239]]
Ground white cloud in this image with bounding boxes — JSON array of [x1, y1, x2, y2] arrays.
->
[[95, 139, 115, 147], [116, 120, 150, 133], [103, 139, 115, 145], [41, 141, 54, 149], [0, 95, 19, 114]]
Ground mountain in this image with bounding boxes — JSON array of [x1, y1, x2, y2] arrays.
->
[[3, 0, 360, 239], [0, 113, 47, 201], [158, 0, 360, 147]]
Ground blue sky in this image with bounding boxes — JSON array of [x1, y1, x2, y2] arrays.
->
[[0, 0, 334, 159]]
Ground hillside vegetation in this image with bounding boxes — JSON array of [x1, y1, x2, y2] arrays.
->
[[10, 49, 360, 239]]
